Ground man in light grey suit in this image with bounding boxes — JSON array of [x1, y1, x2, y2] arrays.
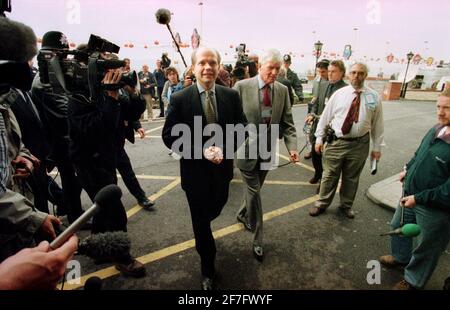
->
[[233, 49, 299, 261]]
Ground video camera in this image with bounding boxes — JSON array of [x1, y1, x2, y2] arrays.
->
[[0, 0, 11, 17], [235, 43, 252, 68], [161, 53, 171, 69], [37, 34, 134, 102]]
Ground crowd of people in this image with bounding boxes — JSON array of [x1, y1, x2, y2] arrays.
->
[[0, 15, 449, 291]]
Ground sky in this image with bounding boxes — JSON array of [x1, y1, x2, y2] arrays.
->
[[7, 0, 450, 76]]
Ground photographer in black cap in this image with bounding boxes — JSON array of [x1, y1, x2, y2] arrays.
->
[[28, 31, 84, 223]]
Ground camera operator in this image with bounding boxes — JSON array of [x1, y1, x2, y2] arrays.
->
[[138, 64, 156, 121], [67, 45, 145, 277], [111, 55, 155, 209], [0, 17, 67, 262], [22, 31, 83, 223]]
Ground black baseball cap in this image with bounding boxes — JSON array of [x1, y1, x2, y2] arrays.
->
[[283, 54, 291, 63], [41, 31, 69, 50]]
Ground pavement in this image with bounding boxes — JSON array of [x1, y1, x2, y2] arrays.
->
[[366, 174, 402, 211], [53, 100, 449, 291]]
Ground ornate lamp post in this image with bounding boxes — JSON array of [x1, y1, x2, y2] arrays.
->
[[400, 51, 415, 98]]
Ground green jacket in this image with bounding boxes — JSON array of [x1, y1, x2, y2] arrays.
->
[[404, 124, 450, 211], [286, 68, 303, 101]]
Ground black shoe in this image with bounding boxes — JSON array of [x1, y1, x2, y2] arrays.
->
[[339, 207, 355, 219], [201, 276, 215, 290], [309, 177, 320, 184], [237, 214, 252, 231], [115, 256, 146, 278], [253, 245, 264, 262], [138, 198, 155, 210]]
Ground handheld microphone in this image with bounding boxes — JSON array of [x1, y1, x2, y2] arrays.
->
[[370, 159, 378, 175], [84, 276, 103, 290], [380, 223, 421, 237], [50, 184, 122, 249], [77, 231, 130, 260]]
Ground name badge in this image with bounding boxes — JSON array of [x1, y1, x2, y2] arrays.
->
[[364, 93, 377, 110]]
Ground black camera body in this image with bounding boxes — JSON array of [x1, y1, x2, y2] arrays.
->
[[325, 125, 336, 144], [161, 53, 171, 69], [235, 43, 252, 68], [37, 34, 129, 102]]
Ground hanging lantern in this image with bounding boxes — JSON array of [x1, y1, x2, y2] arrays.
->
[[124, 44, 129, 48], [69, 42, 76, 48], [154, 40, 160, 45], [229, 44, 234, 49], [300, 54, 304, 58], [129, 43, 134, 48], [144, 45, 148, 49]]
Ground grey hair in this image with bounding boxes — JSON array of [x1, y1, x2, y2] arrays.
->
[[191, 47, 221, 65], [259, 49, 283, 66], [350, 62, 369, 75], [0, 18, 37, 62]]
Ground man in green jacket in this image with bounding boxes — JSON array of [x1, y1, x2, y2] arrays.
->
[[379, 89, 450, 290]]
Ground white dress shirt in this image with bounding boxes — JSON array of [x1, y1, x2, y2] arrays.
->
[[315, 85, 385, 151]]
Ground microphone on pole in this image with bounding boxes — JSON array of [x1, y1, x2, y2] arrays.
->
[[155, 8, 188, 68], [380, 223, 421, 237], [50, 184, 122, 250]]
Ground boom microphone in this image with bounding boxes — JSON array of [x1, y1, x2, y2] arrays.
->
[[380, 223, 421, 237], [155, 8, 188, 67], [155, 8, 171, 25], [77, 231, 130, 260], [50, 184, 122, 249]]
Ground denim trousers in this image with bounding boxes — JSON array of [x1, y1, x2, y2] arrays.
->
[[390, 203, 450, 288]]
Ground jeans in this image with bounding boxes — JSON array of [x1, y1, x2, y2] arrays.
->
[[390, 203, 450, 288]]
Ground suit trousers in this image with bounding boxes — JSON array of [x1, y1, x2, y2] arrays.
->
[[238, 166, 269, 247], [315, 134, 370, 210], [116, 147, 146, 202], [184, 179, 230, 278], [311, 138, 323, 180]]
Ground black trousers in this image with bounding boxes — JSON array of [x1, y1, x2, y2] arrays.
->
[[184, 180, 230, 278], [116, 147, 146, 202], [73, 162, 127, 234], [157, 86, 164, 116], [56, 160, 83, 223]]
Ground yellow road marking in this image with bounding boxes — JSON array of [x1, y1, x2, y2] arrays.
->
[[126, 178, 181, 218], [134, 125, 164, 138], [117, 174, 178, 181], [231, 179, 315, 186], [277, 153, 315, 172], [61, 194, 318, 290]]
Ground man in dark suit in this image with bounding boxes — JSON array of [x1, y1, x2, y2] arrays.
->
[[162, 47, 246, 290]]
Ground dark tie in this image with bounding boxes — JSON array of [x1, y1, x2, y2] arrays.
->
[[263, 84, 271, 107], [341, 90, 361, 135], [204, 90, 216, 124]]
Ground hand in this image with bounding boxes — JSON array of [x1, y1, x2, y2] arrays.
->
[[12, 156, 34, 179], [123, 85, 136, 95], [203, 146, 223, 165], [29, 154, 41, 170], [305, 115, 314, 124], [184, 76, 193, 87], [400, 195, 416, 208], [315, 143, 323, 155], [399, 170, 407, 183], [102, 69, 122, 100], [39, 215, 61, 241], [289, 150, 299, 163], [371, 151, 381, 161], [137, 128, 146, 139], [0, 235, 78, 290]]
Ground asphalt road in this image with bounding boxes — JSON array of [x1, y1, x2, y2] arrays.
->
[[63, 99, 450, 290]]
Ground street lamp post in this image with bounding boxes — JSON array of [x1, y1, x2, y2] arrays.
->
[[314, 40, 323, 77], [400, 51, 414, 98]]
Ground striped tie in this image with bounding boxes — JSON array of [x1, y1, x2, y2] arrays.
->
[[204, 90, 216, 124]]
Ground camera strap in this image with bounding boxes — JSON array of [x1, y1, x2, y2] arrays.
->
[[49, 56, 68, 93]]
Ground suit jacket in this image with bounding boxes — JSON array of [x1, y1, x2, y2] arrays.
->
[[162, 84, 247, 196], [233, 76, 298, 171]]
